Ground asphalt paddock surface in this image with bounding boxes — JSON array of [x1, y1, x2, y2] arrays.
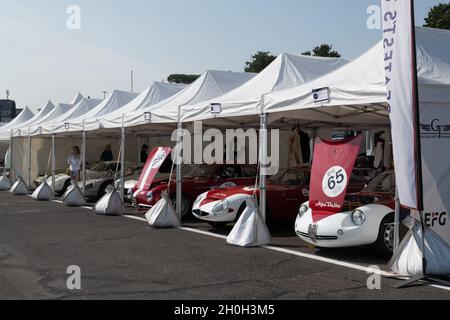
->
[[0, 192, 449, 300]]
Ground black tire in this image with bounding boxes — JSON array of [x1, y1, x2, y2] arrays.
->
[[97, 180, 113, 199], [62, 179, 72, 194], [373, 214, 395, 258], [171, 194, 192, 218]]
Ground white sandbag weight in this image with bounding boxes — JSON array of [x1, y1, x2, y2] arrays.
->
[[94, 191, 124, 215], [227, 197, 271, 247], [389, 222, 450, 277], [10, 177, 29, 196], [145, 192, 180, 228], [62, 184, 86, 207], [31, 180, 53, 201], [0, 175, 12, 191]]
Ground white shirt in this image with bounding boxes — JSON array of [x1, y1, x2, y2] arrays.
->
[[68, 155, 81, 171]]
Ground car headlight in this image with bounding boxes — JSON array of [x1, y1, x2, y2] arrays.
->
[[298, 205, 308, 218], [147, 191, 153, 202], [212, 200, 229, 215], [352, 209, 366, 226], [193, 195, 203, 207]]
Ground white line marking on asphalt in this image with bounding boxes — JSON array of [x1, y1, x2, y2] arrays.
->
[[118, 214, 450, 291], [180, 227, 228, 240], [30, 200, 450, 292]]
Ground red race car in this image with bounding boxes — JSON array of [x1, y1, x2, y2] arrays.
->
[[131, 147, 257, 217], [192, 167, 372, 227]]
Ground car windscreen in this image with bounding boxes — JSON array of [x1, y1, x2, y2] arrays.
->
[[363, 173, 395, 193], [182, 164, 213, 178], [269, 169, 304, 186]]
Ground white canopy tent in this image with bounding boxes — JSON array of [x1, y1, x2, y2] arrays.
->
[[78, 81, 186, 133], [0, 106, 35, 164], [180, 53, 349, 125], [46, 90, 140, 134], [0, 101, 55, 141], [0, 107, 35, 137], [35, 97, 103, 136], [95, 70, 256, 131], [70, 92, 84, 106], [263, 27, 450, 126]]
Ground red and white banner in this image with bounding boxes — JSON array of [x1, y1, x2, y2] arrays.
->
[[137, 147, 172, 191], [381, 0, 422, 211], [309, 135, 363, 223]]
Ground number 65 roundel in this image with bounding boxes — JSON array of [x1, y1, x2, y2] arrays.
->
[[309, 135, 363, 223]]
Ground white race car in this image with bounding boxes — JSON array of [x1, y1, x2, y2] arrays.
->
[[114, 167, 143, 202], [35, 161, 139, 199], [295, 171, 406, 256], [80, 161, 140, 199]]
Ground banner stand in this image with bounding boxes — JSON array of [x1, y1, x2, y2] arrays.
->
[[28, 128, 32, 189], [176, 107, 183, 223], [120, 115, 126, 202], [51, 131, 56, 197], [81, 121, 86, 196]]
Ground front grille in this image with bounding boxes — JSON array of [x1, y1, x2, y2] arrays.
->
[[297, 232, 338, 241], [193, 209, 209, 217]]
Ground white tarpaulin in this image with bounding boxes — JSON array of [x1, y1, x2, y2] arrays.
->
[[31, 180, 53, 201], [181, 53, 349, 123], [94, 190, 124, 215], [227, 197, 272, 247], [0, 174, 12, 191], [390, 222, 450, 276], [145, 192, 180, 228], [62, 184, 86, 207], [10, 176, 28, 195]]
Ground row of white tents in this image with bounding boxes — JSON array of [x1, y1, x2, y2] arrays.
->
[[1, 27, 449, 245]]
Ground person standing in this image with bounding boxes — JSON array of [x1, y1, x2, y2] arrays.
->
[[100, 145, 114, 162], [68, 146, 82, 182], [140, 144, 150, 165]]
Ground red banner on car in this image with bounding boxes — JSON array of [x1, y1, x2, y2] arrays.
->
[[309, 135, 363, 222], [137, 147, 172, 191]]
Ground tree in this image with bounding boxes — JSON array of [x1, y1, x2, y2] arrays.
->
[[167, 74, 200, 84], [302, 44, 341, 58], [424, 3, 450, 30], [245, 51, 276, 73]]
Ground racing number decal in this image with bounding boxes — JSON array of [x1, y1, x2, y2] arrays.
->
[[322, 166, 347, 198]]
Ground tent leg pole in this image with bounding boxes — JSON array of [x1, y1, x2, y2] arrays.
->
[[137, 135, 141, 165], [51, 133, 56, 197], [9, 131, 14, 184], [393, 187, 401, 254], [176, 121, 183, 223], [82, 128, 86, 196], [120, 126, 126, 203], [28, 133, 32, 188], [259, 113, 268, 223]]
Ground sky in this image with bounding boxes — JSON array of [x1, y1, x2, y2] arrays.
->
[[0, 0, 445, 111]]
